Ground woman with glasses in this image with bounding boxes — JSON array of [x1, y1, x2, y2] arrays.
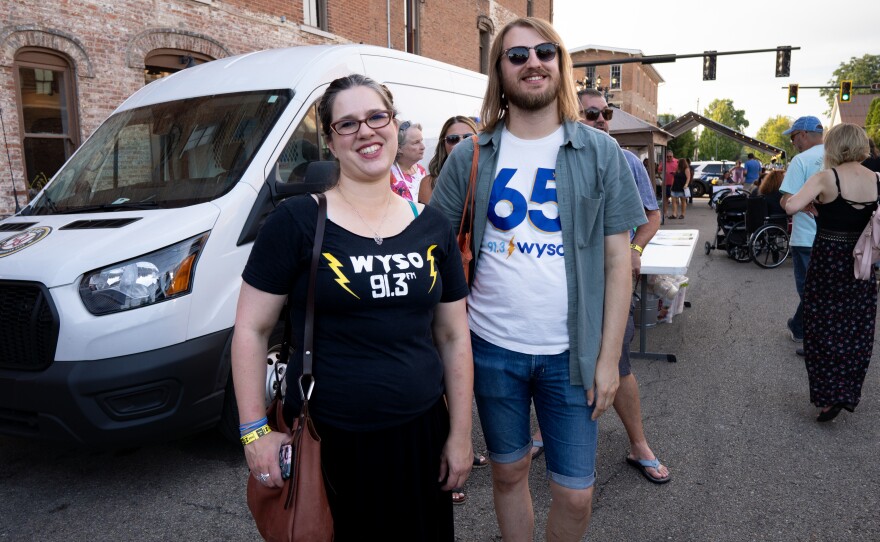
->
[[784, 123, 879, 422], [391, 120, 427, 201], [233, 74, 474, 541], [420, 116, 479, 204]]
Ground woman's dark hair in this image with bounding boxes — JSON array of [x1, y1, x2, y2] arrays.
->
[[677, 158, 689, 174], [317, 74, 397, 139], [427, 116, 478, 181]]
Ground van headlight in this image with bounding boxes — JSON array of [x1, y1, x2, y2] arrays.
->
[[79, 233, 209, 315]]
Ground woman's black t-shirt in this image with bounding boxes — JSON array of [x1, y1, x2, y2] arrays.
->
[[242, 195, 468, 431]]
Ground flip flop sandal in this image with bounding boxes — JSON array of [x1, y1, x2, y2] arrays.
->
[[452, 489, 467, 505], [472, 454, 489, 468], [626, 456, 671, 484], [530, 440, 544, 460]]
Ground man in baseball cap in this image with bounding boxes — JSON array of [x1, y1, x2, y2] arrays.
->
[[780, 116, 825, 355]]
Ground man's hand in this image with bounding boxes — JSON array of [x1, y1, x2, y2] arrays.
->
[[586, 358, 619, 420], [631, 248, 642, 277]]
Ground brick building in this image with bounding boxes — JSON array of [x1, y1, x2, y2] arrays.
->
[[569, 45, 663, 126], [0, 0, 551, 216]]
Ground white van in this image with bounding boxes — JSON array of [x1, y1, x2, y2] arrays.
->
[[0, 45, 486, 446]]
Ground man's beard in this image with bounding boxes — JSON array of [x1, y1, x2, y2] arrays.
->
[[504, 71, 560, 111]]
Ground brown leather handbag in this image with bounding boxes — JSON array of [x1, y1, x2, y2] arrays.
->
[[457, 141, 480, 285], [246, 193, 333, 542]]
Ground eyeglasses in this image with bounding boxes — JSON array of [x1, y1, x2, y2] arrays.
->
[[502, 42, 559, 66], [789, 131, 802, 142], [580, 107, 614, 122], [330, 110, 394, 135], [444, 133, 475, 145]]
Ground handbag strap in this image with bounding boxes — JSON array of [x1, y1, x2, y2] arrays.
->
[[457, 142, 480, 250], [277, 193, 326, 402]]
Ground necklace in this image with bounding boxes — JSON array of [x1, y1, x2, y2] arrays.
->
[[336, 186, 392, 245]]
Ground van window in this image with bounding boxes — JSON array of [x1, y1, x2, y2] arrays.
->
[[274, 102, 332, 185], [26, 90, 292, 215]]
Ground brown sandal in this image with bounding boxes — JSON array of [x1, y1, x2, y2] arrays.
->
[[452, 489, 467, 505]]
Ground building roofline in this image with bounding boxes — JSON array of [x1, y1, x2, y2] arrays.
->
[[568, 44, 665, 83]]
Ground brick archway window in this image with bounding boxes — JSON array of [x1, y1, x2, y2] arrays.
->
[[144, 48, 213, 85], [14, 48, 80, 192]]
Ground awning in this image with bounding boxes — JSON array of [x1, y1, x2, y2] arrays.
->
[[662, 111, 786, 160]]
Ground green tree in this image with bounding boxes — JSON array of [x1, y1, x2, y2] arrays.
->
[[697, 99, 748, 161], [754, 116, 796, 164], [820, 54, 880, 113], [658, 113, 697, 160], [866, 97, 880, 145]]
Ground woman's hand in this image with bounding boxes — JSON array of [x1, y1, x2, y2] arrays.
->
[[439, 431, 472, 491], [244, 431, 289, 488]]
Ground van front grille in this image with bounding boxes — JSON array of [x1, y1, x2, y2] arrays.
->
[[0, 282, 59, 371]]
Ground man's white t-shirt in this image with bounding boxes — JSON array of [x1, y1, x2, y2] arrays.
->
[[468, 126, 569, 354]]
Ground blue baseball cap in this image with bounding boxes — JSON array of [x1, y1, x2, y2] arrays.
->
[[783, 116, 823, 135]]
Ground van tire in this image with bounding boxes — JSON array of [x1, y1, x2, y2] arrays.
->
[[217, 322, 286, 443]]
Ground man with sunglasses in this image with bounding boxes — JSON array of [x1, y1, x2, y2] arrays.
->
[[576, 88, 668, 485], [780, 116, 825, 353], [432, 17, 645, 542]]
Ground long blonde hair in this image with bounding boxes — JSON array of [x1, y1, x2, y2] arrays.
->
[[480, 17, 580, 133]]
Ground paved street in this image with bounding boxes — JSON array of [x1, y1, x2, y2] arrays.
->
[[2, 199, 879, 541]]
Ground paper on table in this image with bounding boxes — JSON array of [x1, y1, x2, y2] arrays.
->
[[648, 231, 696, 246]]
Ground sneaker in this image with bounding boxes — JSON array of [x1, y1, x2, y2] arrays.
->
[[787, 318, 803, 343]]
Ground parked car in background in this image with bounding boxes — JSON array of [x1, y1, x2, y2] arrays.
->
[[690, 160, 734, 198]]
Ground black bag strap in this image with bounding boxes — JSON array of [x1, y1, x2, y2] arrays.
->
[[276, 194, 327, 402]]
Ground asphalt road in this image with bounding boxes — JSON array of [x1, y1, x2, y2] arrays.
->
[[2, 199, 879, 541]]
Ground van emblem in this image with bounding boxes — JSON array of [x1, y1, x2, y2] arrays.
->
[[0, 226, 52, 258]]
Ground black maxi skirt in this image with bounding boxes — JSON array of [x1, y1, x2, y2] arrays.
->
[[803, 235, 877, 408], [313, 397, 453, 542]]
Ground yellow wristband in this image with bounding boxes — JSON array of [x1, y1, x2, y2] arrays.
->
[[630, 243, 644, 255], [240, 424, 272, 445]]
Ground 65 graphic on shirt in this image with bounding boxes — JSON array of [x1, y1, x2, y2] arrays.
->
[[489, 167, 560, 233]]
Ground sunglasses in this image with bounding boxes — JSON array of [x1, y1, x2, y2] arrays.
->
[[789, 131, 802, 142], [581, 107, 614, 121], [444, 133, 475, 145], [502, 42, 559, 66], [330, 110, 394, 135]]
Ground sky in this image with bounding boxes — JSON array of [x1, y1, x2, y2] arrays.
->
[[554, 0, 880, 138]]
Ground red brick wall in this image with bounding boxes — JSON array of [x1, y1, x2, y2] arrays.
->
[[0, 0, 547, 216]]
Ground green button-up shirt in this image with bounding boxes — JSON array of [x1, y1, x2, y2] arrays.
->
[[431, 119, 646, 388]]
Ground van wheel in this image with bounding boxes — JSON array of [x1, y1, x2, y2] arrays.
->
[[217, 323, 287, 443]]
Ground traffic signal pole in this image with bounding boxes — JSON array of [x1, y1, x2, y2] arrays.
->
[[572, 46, 801, 69]]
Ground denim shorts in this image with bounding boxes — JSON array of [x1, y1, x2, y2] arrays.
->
[[470, 332, 597, 489]]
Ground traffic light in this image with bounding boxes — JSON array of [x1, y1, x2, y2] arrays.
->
[[775, 47, 791, 77], [788, 84, 799, 104], [703, 52, 717, 81], [840, 80, 853, 102]]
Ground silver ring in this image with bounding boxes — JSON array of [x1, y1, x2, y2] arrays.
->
[[258, 473, 270, 482]]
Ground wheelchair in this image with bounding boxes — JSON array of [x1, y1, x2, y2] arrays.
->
[[704, 192, 791, 268]]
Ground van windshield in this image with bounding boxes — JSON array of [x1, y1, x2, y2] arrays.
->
[[26, 90, 292, 215]]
